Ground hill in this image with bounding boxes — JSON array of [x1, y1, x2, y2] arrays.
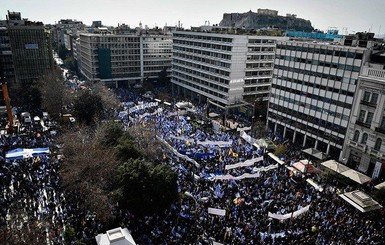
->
[[219, 11, 314, 32]]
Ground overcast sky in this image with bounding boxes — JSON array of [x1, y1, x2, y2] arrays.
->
[[1, 0, 384, 35]]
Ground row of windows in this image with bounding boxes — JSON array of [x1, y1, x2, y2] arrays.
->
[[173, 59, 230, 77], [109, 55, 140, 61], [172, 64, 229, 85], [247, 55, 274, 60], [275, 54, 361, 72], [173, 52, 231, 69], [272, 84, 352, 110], [277, 44, 364, 59], [173, 46, 232, 60], [110, 49, 140, 55], [244, 78, 271, 85], [91, 37, 140, 43], [352, 130, 382, 150], [173, 77, 228, 99], [246, 63, 273, 69], [362, 91, 379, 104], [275, 75, 355, 97], [173, 34, 232, 43], [271, 92, 349, 120], [274, 65, 355, 84], [143, 49, 171, 54], [248, 39, 275, 44], [98, 43, 140, 49], [248, 47, 275, 52], [268, 109, 344, 146], [358, 110, 374, 125], [244, 86, 270, 93], [173, 70, 230, 92], [245, 70, 272, 77], [144, 60, 171, 66], [173, 39, 232, 52], [111, 61, 140, 67]]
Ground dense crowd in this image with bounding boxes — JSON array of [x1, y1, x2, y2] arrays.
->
[[1, 88, 384, 244]]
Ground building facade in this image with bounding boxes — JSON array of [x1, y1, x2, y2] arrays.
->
[[1, 11, 53, 85], [171, 30, 287, 111], [78, 32, 172, 87], [267, 41, 369, 159], [341, 54, 385, 178]]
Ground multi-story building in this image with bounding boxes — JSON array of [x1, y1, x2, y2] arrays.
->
[[52, 19, 85, 49], [171, 30, 287, 113], [1, 11, 53, 85], [341, 51, 385, 178], [267, 40, 370, 159], [78, 32, 172, 87]]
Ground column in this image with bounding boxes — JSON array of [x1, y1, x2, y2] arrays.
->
[[326, 143, 331, 155], [303, 135, 307, 147], [292, 130, 297, 143], [274, 123, 278, 134], [283, 126, 287, 139]]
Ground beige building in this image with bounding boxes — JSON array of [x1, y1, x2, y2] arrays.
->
[[341, 52, 385, 178]]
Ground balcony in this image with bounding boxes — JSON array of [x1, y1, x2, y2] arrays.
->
[[360, 66, 385, 81], [375, 127, 385, 135], [360, 100, 377, 108], [355, 120, 371, 128]]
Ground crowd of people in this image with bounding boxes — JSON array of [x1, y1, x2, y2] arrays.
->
[[1, 88, 384, 244]]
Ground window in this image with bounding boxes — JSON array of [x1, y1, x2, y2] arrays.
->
[[361, 133, 368, 144], [374, 138, 382, 150], [366, 112, 374, 124], [381, 116, 385, 129], [371, 93, 378, 104], [363, 91, 370, 102], [358, 110, 366, 122], [353, 130, 360, 142]]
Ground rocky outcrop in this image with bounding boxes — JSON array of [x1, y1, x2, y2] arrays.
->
[[219, 11, 314, 32]]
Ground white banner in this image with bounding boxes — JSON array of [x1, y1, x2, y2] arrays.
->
[[268, 205, 310, 221], [372, 161, 382, 179], [225, 156, 264, 170], [129, 102, 159, 113], [208, 207, 226, 216], [252, 163, 278, 173], [212, 172, 261, 181], [197, 140, 233, 148]]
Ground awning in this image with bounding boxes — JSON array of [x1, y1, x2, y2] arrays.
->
[[375, 181, 385, 190], [341, 169, 372, 184], [302, 148, 328, 160], [321, 160, 350, 173], [339, 190, 382, 212], [293, 160, 320, 174]]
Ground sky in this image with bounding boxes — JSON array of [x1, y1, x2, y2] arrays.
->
[[1, 0, 385, 36]]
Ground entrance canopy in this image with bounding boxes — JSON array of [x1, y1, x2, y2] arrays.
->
[[341, 169, 372, 184], [302, 148, 328, 160], [321, 160, 351, 173], [321, 160, 372, 184], [339, 190, 382, 212], [293, 160, 320, 174]]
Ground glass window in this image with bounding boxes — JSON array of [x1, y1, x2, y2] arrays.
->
[[353, 130, 360, 142], [361, 133, 368, 144], [366, 112, 374, 124], [358, 110, 366, 122], [363, 91, 370, 102], [371, 93, 378, 104], [374, 138, 382, 150], [381, 116, 385, 129]]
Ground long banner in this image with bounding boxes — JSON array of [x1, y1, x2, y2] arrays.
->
[[197, 140, 233, 148], [211, 172, 261, 181], [268, 205, 310, 221], [225, 156, 264, 170], [129, 102, 159, 113]]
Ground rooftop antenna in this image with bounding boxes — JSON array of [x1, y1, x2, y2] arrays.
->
[[378, 25, 382, 35]]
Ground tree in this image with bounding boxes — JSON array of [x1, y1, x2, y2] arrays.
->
[[73, 90, 104, 125], [38, 68, 67, 120], [59, 126, 119, 221], [63, 56, 78, 75], [115, 159, 178, 216], [115, 136, 143, 161], [58, 44, 70, 60]]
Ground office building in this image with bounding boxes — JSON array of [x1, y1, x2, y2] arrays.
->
[[341, 51, 385, 178], [171, 30, 287, 113], [0, 11, 53, 85], [267, 40, 369, 159], [78, 31, 172, 86]]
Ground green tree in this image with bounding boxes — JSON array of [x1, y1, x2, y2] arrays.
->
[[73, 90, 104, 125], [58, 44, 70, 60], [115, 159, 178, 216], [98, 121, 125, 147], [115, 136, 143, 161], [64, 56, 78, 74], [275, 144, 287, 157]]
